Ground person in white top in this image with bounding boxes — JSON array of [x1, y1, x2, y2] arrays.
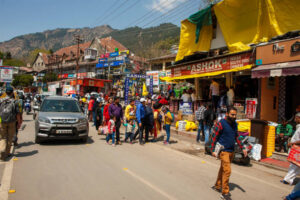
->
[[282, 112, 300, 185], [209, 79, 220, 111], [191, 89, 196, 102], [181, 89, 191, 102], [227, 86, 235, 106]]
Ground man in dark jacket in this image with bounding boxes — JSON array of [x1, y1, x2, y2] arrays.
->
[[108, 97, 123, 144], [211, 106, 247, 200], [204, 104, 216, 146], [144, 99, 154, 143]]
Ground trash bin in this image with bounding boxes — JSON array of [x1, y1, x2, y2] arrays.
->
[[250, 119, 268, 144], [250, 119, 268, 158]]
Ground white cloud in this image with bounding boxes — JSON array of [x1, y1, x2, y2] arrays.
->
[[149, 0, 188, 13]]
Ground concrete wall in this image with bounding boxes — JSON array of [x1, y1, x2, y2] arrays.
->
[[260, 77, 279, 122], [210, 22, 227, 50], [32, 54, 46, 72]]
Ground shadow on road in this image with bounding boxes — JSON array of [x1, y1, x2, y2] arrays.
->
[[16, 141, 35, 148], [229, 183, 246, 193], [15, 150, 39, 158], [39, 136, 95, 146]]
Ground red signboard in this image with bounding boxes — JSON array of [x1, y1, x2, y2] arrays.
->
[[63, 74, 68, 78], [171, 53, 252, 77]]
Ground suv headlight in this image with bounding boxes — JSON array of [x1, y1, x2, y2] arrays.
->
[[38, 117, 51, 124], [78, 118, 87, 124]]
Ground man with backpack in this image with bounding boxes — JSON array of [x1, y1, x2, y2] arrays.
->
[[0, 87, 22, 161]]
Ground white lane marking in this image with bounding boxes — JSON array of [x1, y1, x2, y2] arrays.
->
[[123, 168, 177, 200], [0, 158, 15, 200], [159, 145, 290, 192]]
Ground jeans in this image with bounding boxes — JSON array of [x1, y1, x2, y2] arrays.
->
[[204, 124, 212, 144], [124, 132, 134, 142], [212, 95, 220, 111], [93, 111, 97, 126], [134, 120, 145, 144], [165, 124, 170, 143], [106, 132, 115, 144], [196, 120, 204, 142], [115, 119, 121, 143]]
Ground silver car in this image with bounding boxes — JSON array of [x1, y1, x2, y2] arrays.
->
[[35, 96, 89, 143]]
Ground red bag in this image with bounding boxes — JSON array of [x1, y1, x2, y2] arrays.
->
[[287, 145, 300, 167]]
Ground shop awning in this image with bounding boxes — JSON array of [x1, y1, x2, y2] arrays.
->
[[251, 61, 300, 78]]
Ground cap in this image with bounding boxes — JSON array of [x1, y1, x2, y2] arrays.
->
[[140, 98, 146, 102]]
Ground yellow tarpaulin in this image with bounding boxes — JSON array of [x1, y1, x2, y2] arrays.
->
[[214, 0, 300, 53], [160, 64, 252, 82], [175, 19, 213, 61]]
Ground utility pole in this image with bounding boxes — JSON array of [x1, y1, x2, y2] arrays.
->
[[74, 34, 83, 95]]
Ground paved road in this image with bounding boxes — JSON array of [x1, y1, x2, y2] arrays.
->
[[0, 113, 293, 200]]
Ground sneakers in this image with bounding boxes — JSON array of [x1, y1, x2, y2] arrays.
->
[[112, 144, 115, 147], [280, 180, 290, 185], [163, 141, 169, 145], [220, 193, 232, 200]]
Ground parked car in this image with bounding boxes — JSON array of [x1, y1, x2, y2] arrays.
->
[[35, 96, 89, 144]]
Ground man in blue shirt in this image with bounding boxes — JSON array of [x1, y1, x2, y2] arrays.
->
[[134, 98, 146, 145]]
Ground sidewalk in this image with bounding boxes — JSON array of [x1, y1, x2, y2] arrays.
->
[[169, 125, 290, 172]]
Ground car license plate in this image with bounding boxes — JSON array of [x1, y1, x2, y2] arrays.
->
[[56, 130, 73, 134]]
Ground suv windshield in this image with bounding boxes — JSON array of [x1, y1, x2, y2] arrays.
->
[[40, 99, 81, 112]]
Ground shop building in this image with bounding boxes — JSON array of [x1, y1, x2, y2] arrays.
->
[[252, 37, 300, 122]]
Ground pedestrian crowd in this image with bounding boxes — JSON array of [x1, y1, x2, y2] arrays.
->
[[81, 95, 174, 146]]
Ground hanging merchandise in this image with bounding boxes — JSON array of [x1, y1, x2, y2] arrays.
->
[[142, 82, 148, 97]]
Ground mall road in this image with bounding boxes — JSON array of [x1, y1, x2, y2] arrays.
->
[[0, 114, 292, 200]]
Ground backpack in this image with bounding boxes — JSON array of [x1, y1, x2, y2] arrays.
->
[[168, 111, 175, 123], [0, 98, 16, 123]]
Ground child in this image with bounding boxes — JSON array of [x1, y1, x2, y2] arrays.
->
[[106, 114, 116, 146], [162, 106, 173, 145], [123, 119, 136, 144]]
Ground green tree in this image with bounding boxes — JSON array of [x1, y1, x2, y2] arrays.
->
[[5, 52, 12, 59], [3, 59, 25, 66], [0, 51, 4, 59], [11, 74, 34, 87], [27, 49, 50, 64], [42, 72, 57, 83]]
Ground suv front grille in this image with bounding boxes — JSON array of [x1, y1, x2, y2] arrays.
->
[[51, 118, 77, 124]]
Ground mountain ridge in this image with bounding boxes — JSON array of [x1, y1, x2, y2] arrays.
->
[[0, 23, 180, 61]]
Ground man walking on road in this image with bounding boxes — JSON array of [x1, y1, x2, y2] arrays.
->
[[108, 97, 123, 145], [211, 106, 247, 200], [134, 98, 146, 145], [0, 87, 22, 161]]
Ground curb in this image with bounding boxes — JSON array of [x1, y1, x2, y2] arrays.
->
[[169, 126, 290, 173]]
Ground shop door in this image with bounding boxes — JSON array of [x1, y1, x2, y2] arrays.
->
[[285, 76, 300, 119]]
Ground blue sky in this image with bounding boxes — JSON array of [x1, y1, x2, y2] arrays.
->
[[0, 0, 207, 42]]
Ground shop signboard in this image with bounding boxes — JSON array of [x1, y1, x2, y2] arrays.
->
[[179, 102, 193, 115], [0, 66, 13, 82], [63, 85, 75, 96], [68, 74, 75, 78], [171, 53, 252, 77], [146, 71, 159, 86], [245, 98, 258, 119]]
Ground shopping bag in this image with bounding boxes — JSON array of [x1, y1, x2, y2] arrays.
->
[[287, 145, 300, 167], [250, 144, 262, 161]]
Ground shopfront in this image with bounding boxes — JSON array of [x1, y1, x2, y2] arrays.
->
[[252, 37, 300, 122], [164, 51, 258, 119], [69, 78, 111, 96]]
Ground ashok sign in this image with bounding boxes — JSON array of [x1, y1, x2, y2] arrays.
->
[[171, 53, 251, 77]]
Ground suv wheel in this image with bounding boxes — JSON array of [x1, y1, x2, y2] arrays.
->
[[81, 136, 88, 143]]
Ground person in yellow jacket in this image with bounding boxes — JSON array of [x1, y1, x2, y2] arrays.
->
[[163, 106, 173, 145], [125, 99, 136, 122]]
